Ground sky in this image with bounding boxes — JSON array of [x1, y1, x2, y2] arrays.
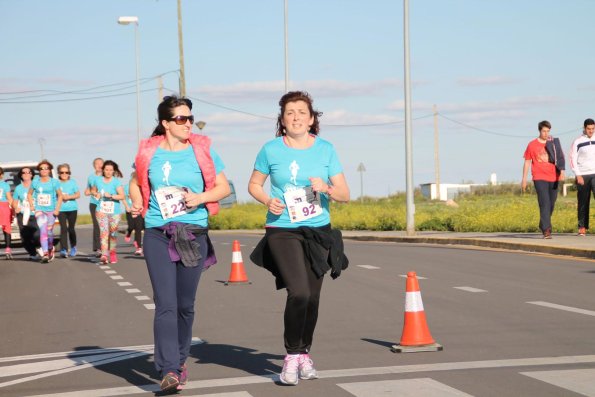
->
[[2, 0, 595, 212]]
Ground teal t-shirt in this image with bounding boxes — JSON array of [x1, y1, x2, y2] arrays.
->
[[254, 136, 343, 228], [87, 173, 101, 206], [59, 179, 79, 212], [13, 184, 31, 208], [145, 146, 225, 228], [31, 177, 61, 212], [95, 177, 123, 215], [0, 181, 10, 202]]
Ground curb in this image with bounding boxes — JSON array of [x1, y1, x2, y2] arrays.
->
[[342, 235, 595, 260]]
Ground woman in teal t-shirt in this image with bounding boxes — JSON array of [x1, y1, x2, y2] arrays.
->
[[57, 163, 80, 258], [92, 160, 125, 265]]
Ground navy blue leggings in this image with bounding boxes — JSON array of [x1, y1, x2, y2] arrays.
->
[[143, 228, 206, 377]]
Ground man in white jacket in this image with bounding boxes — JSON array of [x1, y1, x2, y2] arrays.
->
[[570, 118, 595, 236]]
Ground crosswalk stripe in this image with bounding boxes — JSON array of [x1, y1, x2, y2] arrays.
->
[[183, 392, 253, 397], [527, 301, 595, 317], [357, 265, 380, 270], [453, 286, 487, 293], [521, 368, 595, 396], [338, 378, 473, 396]]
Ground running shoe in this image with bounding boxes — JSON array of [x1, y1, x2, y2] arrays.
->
[[5, 248, 12, 260], [177, 364, 188, 390], [160, 372, 180, 393], [124, 234, 131, 243], [279, 354, 300, 385], [59, 249, 68, 258], [134, 248, 143, 256], [133, 240, 138, 249], [109, 250, 118, 264], [69, 247, 77, 257], [94, 250, 102, 258], [48, 248, 55, 262], [99, 255, 109, 264], [36, 247, 44, 258], [41, 254, 49, 263], [578, 227, 586, 236], [298, 353, 318, 380], [543, 228, 552, 239]]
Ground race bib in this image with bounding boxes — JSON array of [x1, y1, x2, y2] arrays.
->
[[0, 189, 3, 199], [155, 186, 190, 220], [283, 186, 323, 223], [37, 194, 51, 207], [100, 201, 115, 214]]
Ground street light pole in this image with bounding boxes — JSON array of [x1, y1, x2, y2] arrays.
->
[[284, 0, 289, 92], [357, 162, 366, 203], [117, 16, 141, 146], [403, 0, 415, 235], [177, 0, 186, 97]]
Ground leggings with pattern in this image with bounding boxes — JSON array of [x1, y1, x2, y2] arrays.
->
[[95, 212, 121, 255], [35, 211, 56, 253]]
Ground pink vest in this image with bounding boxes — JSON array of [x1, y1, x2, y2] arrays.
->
[[134, 134, 219, 217]]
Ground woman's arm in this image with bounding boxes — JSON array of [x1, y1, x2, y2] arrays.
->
[[184, 172, 231, 207], [248, 169, 285, 215]]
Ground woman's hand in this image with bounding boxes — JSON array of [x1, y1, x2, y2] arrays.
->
[[183, 191, 204, 208], [309, 177, 330, 194], [130, 203, 143, 218], [266, 197, 286, 215]]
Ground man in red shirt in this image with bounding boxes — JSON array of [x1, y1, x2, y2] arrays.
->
[[521, 120, 565, 239]]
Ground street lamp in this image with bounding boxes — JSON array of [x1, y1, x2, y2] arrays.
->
[[117, 16, 141, 146], [195, 121, 206, 132]]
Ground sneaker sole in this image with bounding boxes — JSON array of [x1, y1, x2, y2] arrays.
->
[[279, 375, 299, 385]]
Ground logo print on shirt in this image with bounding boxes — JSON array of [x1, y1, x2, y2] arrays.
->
[[289, 160, 300, 185], [162, 161, 172, 186]]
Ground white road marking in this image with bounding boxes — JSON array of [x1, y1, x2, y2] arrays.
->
[[125, 289, 141, 294], [184, 393, 253, 397], [99, 265, 110, 270], [110, 275, 123, 280], [144, 303, 155, 310], [521, 369, 595, 397], [338, 378, 473, 396], [134, 296, 151, 301], [117, 282, 132, 286], [357, 265, 380, 270], [527, 301, 595, 317], [453, 287, 487, 293], [104, 270, 117, 274], [21, 355, 595, 397]]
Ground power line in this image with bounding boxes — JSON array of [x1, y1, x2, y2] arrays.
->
[[0, 87, 159, 103]]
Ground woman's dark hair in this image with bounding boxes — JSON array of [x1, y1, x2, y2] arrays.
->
[[151, 95, 193, 137], [18, 167, 35, 181], [37, 159, 53, 171], [102, 160, 123, 178], [276, 91, 322, 137]]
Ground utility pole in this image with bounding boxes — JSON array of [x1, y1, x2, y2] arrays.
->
[[177, 0, 186, 97], [403, 0, 415, 235], [157, 75, 164, 102], [433, 104, 440, 200], [357, 162, 366, 203], [284, 0, 289, 92]]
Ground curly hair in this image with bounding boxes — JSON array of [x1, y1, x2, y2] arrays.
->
[[275, 91, 322, 137]]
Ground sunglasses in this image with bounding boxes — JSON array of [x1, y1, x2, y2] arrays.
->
[[59, 171, 71, 175], [169, 115, 194, 125], [39, 167, 50, 171]]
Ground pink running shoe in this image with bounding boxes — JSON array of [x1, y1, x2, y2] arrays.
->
[[124, 234, 131, 243], [160, 372, 179, 393], [109, 250, 118, 264], [298, 353, 318, 379], [280, 354, 300, 385], [177, 364, 188, 390]]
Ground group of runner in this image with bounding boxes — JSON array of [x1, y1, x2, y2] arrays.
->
[[0, 158, 144, 262]]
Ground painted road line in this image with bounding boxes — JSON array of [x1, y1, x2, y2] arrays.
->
[[22, 355, 595, 397], [99, 265, 110, 270], [453, 286, 487, 293], [183, 393, 253, 397], [338, 378, 473, 396], [134, 296, 151, 301], [521, 368, 595, 397], [527, 301, 595, 317], [104, 270, 117, 275], [125, 288, 141, 294], [399, 274, 427, 279], [117, 282, 132, 286], [357, 265, 380, 270], [110, 275, 124, 280], [144, 303, 155, 310]]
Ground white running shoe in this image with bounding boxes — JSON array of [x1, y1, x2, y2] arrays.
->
[[279, 354, 300, 385], [298, 353, 318, 380]]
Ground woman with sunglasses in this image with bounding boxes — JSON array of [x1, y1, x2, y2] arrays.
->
[[57, 163, 80, 258], [91, 160, 124, 265], [0, 167, 14, 259], [28, 160, 62, 263], [11, 167, 41, 260], [129, 95, 230, 393]]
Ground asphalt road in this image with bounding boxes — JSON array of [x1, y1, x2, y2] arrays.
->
[[1, 227, 595, 397]]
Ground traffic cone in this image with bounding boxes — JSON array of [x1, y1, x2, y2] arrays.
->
[[391, 271, 442, 353], [224, 240, 251, 286]]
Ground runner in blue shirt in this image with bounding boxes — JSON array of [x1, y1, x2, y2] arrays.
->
[[27, 160, 62, 263], [91, 160, 125, 264], [11, 166, 40, 260], [84, 158, 104, 257], [57, 163, 80, 258]]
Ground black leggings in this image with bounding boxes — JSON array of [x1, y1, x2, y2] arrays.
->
[[125, 212, 144, 247], [267, 231, 324, 354], [89, 203, 100, 251], [58, 210, 77, 250]]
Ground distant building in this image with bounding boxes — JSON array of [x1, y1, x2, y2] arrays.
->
[[420, 182, 486, 201]]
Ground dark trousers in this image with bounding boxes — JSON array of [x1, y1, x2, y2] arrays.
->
[[144, 228, 206, 376], [58, 210, 77, 251], [534, 180, 559, 233], [576, 174, 595, 229], [267, 232, 324, 354], [125, 212, 144, 247], [16, 213, 39, 256], [89, 203, 100, 251]]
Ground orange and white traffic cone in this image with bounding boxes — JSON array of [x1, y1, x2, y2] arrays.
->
[[224, 240, 251, 286], [391, 271, 442, 353]]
